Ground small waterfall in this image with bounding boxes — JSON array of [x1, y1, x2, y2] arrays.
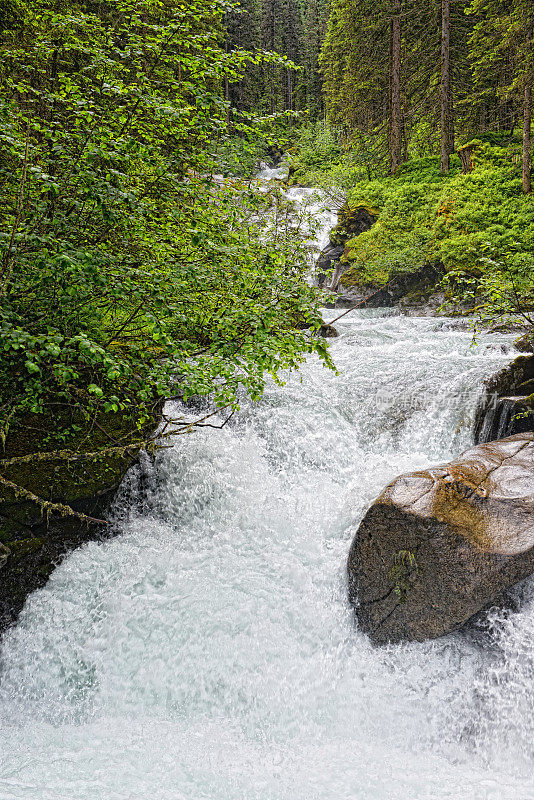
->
[[475, 395, 534, 444], [255, 161, 338, 257], [256, 160, 289, 181]]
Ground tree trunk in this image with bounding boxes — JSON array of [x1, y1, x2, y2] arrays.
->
[[270, 3, 276, 115], [523, 82, 532, 194], [224, 23, 230, 129], [224, 76, 230, 128], [389, 0, 402, 174], [440, 0, 453, 173], [47, 48, 59, 220], [458, 143, 475, 173]]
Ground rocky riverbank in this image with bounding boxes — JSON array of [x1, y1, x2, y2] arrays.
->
[[314, 201, 447, 312], [0, 409, 159, 632], [474, 353, 534, 443]]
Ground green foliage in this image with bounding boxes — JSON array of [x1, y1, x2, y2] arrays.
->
[[331, 147, 534, 299], [290, 120, 342, 173], [320, 0, 389, 131], [224, 0, 328, 118], [289, 122, 388, 190], [210, 134, 265, 177], [467, 0, 534, 124], [0, 0, 334, 447]]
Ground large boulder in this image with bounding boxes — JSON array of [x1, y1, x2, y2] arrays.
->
[[348, 433, 534, 644]]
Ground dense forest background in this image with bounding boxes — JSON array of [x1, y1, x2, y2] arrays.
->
[[221, 0, 533, 336], [224, 0, 532, 186]]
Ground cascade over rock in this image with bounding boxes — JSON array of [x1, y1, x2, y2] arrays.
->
[[348, 433, 534, 644], [316, 243, 345, 288], [315, 205, 376, 290], [474, 353, 534, 443], [0, 409, 158, 632]]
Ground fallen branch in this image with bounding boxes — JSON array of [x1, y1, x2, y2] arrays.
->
[[327, 285, 390, 326]]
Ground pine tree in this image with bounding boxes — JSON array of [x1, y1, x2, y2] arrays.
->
[[440, 0, 453, 172], [389, 0, 404, 173], [299, 0, 330, 115], [468, 0, 534, 192]]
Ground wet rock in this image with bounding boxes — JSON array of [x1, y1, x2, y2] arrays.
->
[[514, 330, 534, 353], [434, 319, 473, 332], [264, 145, 284, 167], [315, 205, 377, 290], [316, 244, 344, 288], [295, 316, 338, 338], [0, 408, 159, 633], [335, 262, 445, 311], [476, 396, 534, 444], [319, 323, 339, 338], [474, 354, 534, 443], [348, 433, 534, 644]]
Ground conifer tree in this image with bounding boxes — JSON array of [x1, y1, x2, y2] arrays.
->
[[440, 0, 453, 172], [468, 0, 533, 192], [389, 0, 404, 173]]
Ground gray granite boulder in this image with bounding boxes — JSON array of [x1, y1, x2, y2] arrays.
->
[[348, 433, 534, 644]]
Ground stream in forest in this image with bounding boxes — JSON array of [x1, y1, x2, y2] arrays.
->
[[0, 169, 532, 800]]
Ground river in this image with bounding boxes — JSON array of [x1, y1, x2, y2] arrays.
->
[[0, 174, 533, 800]]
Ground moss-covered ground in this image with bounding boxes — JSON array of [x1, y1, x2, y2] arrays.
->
[[292, 133, 534, 303]]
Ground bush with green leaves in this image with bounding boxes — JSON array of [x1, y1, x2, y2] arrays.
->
[[289, 121, 342, 176], [0, 0, 333, 448]]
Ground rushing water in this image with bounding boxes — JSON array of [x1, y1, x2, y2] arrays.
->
[[256, 161, 338, 256], [1, 175, 533, 800]]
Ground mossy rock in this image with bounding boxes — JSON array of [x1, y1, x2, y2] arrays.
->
[[0, 405, 160, 633], [329, 205, 377, 247], [335, 261, 445, 309], [514, 330, 534, 353], [0, 407, 156, 543], [339, 261, 389, 289]]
